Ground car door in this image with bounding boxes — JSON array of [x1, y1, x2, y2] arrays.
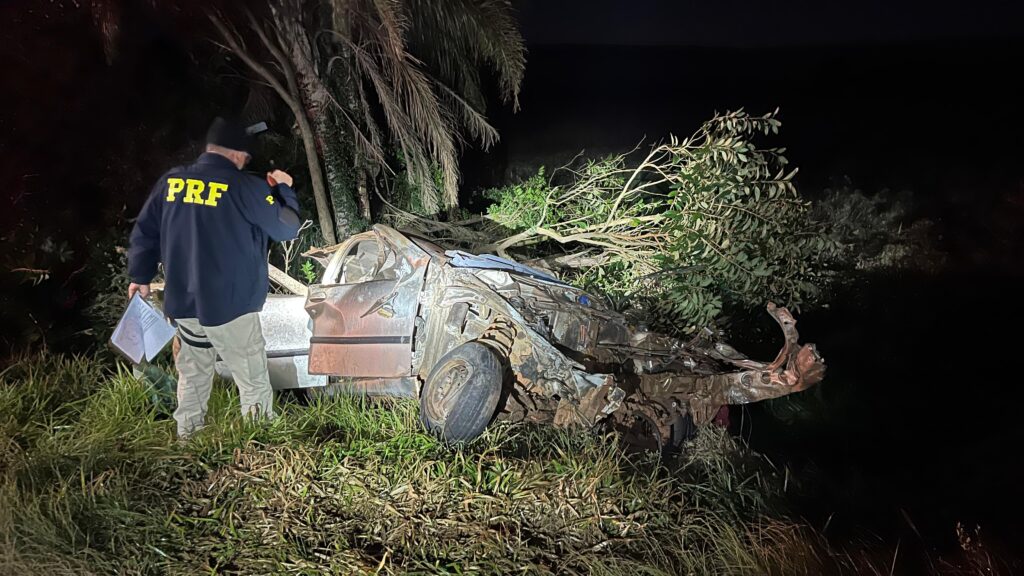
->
[[214, 294, 328, 390], [305, 229, 428, 377]]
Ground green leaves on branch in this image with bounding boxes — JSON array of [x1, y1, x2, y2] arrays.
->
[[482, 110, 840, 333], [485, 168, 553, 229]]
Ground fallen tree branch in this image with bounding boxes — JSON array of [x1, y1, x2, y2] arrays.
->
[[268, 263, 307, 295], [522, 250, 610, 271], [376, 187, 493, 248]]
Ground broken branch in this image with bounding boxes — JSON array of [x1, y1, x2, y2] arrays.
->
[[269, 263, 308, 295]]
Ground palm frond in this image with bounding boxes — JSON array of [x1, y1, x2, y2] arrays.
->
[[321, 0, 523, 212], [351, 0, 459, 209], [355, 77, 387, 174], [346, 39, 445, 211], [435, 80, 499, 150], [405, 0, 526, 109]]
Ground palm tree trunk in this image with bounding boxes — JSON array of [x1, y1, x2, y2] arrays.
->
[[275, 2, 361, 239], [314, 112, 361, 237], [356, 162, 371, 220], [291, 106, 338, 244]]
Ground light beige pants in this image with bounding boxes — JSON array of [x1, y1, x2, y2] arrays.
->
[[173, 312, 276, 438]]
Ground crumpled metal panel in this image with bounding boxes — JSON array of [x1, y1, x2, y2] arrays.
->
[[423, 267, 581, 400], [470, 268, 626, 362], [445, 249, 566, 284], [305, 274, 419, 377], [635, 303, 826, 426], [556, 372, 625, 427]]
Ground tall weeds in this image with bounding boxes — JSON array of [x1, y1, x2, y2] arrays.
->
[[0, 353, 989, 575]]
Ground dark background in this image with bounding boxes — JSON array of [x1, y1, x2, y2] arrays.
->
[[2, 0, 1023, 570]]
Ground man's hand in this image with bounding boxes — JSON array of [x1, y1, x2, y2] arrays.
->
[[128, 283, 151, 300], [266, 170, 294, 188]]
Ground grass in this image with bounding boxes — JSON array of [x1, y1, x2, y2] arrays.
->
[[0, 353, 1008, 575]]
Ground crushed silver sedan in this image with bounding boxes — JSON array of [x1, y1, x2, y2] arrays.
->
[[253, 224, 825, 449]]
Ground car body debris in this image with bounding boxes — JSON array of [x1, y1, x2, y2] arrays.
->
[[234, 224, 825, 448]]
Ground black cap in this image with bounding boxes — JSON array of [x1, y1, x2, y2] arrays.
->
[[205, 117, 251, 153]]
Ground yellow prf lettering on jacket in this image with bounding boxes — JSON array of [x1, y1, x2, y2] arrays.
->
[[166, 178, 185, 202], [183, 179, 205, 204], [205, 182, 227, 207]]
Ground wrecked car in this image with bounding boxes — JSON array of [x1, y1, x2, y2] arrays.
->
[[248, 224, 825, 449]]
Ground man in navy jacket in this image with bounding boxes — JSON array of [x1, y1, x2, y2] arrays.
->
[[127, 117, 302, 439]]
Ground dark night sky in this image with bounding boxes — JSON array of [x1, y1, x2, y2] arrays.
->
[[517, 0, 1024, 46]]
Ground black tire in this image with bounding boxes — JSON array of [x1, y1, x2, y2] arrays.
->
[[420, 341, 503, 443]]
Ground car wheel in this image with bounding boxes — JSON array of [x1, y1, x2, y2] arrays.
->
[[667, 411, 697, 451], [419, 341, 503, 443], [618, 411, 666, 454], [617, 407, 697, 455]]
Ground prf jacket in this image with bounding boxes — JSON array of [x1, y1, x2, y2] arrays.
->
[[128, 152, 301, 326]]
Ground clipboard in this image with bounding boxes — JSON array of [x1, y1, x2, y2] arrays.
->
[[109, 293, 176, 364]]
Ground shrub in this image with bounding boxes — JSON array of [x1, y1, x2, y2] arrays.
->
[[810, 180, 945, 273]]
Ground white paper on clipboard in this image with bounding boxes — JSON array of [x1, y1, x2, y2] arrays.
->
[[110, 293, 176, 364]]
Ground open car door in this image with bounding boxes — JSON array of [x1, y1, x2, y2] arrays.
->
[[305, 227, 429, 378]]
